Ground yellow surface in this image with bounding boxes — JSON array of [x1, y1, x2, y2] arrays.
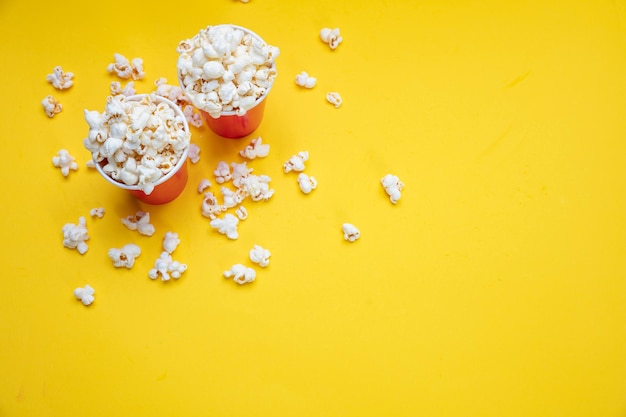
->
[[1, 0, 625, 416]]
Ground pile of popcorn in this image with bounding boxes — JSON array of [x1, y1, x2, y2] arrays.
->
[[176, 25, 280, 118], [83, 93, 191, 194]]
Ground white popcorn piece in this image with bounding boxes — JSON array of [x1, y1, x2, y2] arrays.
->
[[163, 232, 181, 254], [198, 178, 212, 193], [239, 174, 274, 201], [239, 136, 270, 160], [107, 53, 145, 80], [183, 105, 203, 128], [210, 213, 239, 239], [110, 81, 136, 96], [297, 173, 317, 194], [214, 161, 232, 184], [89, 207, 105, 218], [235, 205, 248, 220], [108, 243, 141, 268], [224, 264, 256, 285], [342, 223, 360, 242], [121, 211, 155, 236], [201, 191, 226, 219], [52, 149, 78, 177], [148, 251, 187, 281], [74, 284, 95, 306], [283, 151, 309, 173], [326, 92, 342, 108], [221, 186, 246, 208], [320, 28, 343, 50], [46, 66, 74, 90], [249, 244, 271, 267], [42, 95, 62, 118], [295, 71, 317, 88], [62, 216, 89, 254], [86, 159, 96, 169], [381, 174, 405, 204], [153, 77, 190, 107], [188, 143, 201, 163]]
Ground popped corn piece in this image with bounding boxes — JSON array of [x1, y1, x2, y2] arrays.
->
[[86, 159, 96, 169], [74, 284, 95, 306], [224, 264, 256, 285], [183, 105, 203, 128], [210, 213, 239, 239], [326, 92, 342, 108], [249, 244, 270, 267], [231, 161, 254, 186], [110, 81, 136, 96], [295, 71, 317, 88], [148, 251, 187, 281], [239, 174, 274, 201], [42, 95, 62, 118], [235, 205, 248, 220], [46, 66, 74, 90], [52, 149, 78, 177], [62, 216, 89, 254], [163, 232, 181, 254], [283, 151, 309, 173], [297, 173, 317, 194], [90, 207, 105, 218], [239, 136, 270, 160], [201, 191, 226, 219], [187, 143, 201, 164], [107, 53, 145, 80], [320, 28, 342, 50], [108, 243, 141, 268], [214, 161, 232, 184], [121, 211, 155, 236], [221, 186, 245, 208], [153, 77, 190, 107], [342, 223, 360, 242], [198, 178, 211, 193], [381, 174, 405, 204]]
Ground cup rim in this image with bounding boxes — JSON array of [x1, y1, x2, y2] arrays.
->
[[177, 24, 276, 118], [93, 93, 190, 194]]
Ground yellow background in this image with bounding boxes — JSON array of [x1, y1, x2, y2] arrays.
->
[[1, 0, 625, 415]]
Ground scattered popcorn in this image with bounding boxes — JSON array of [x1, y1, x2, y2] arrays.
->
[[231, 161, 254, 186], [46, 66, 74, 90], [121, 211, 155, 236], [221, 186, 246, 208], [224, 264, 256, 285], [183, 105, 203, 128], [240, 174, 274, 201], [214, 161, 232, 184], [297, 173, 317, 194], [52, 149, 78, 177], [107, 53, 145, 80], [283, 151, 309, 173], [381, 174, 404, 204], [187, 143, 201, 164], [239, 136, 270, 159], [320, 28, 342, 50], [342, 223, 360, 242], [153, 77, 189, 107], [295, 71, 316, 88], [235, 205, 248, 220], [201, 191, 226, 219], [210, 213, 239, 239], [74, 284, 95, 306], [326, 92, 342, 108], [198, 178, 212, 193], [148, 251, 187, 281], [249, 244, 270, 267], [176, 25, 280, 118], [108, 243, 141, 268], [86, 159, 96, 169], [89, 207, 105, 218], [110, 81, 136, 96], [163, 232, 181, 254], [42, 95, 62, 118], [62, 216, 89, 254]]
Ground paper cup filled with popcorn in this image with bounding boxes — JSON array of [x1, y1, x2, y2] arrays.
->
[[176, 24, 279, 139], [83, 93, 191, 205]]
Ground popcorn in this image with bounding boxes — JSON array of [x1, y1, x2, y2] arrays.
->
[[235, 205, 248, 220], [342, 223, 360, 242], [183, 105, 203, 128], [210, 213, 239, 239], [52, 149, 78, 177], [239, 136, 270, 159], [188, 143, 201, 163], [42, 95, 62, 118], [86, 159, 96, 169], [326, 92, 342, 108], [121, 211, 155, 236], [223, 264, 256, 285], [90, 207, 105, 218], [74, 285, 95, 306], [283, 151, 309, 173], [221, 186, 246, 208], [249, 244, 270, 267], [297, 173, 317, 194], [198, 178, 211, 193], [162, 232, 181, 254], [148, 251, 187, 281], [214, 161, 232, 184], [46, 66, 74, 89], [295, 71, 316, 88], [153, 78, 189, 107], [239, 174, 274, 201], [108, 243, 141, 268], [201, 191, 226, 219], [110, 81, 136, 96], [62, 216, 89, 254], [107, 53, 145, 80], [381, 174, 404, 204], [176, 25, 280, 118], [320, 28, 342, 50]]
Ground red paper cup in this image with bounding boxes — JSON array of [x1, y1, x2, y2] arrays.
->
[[93, 94, 191, 205]]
